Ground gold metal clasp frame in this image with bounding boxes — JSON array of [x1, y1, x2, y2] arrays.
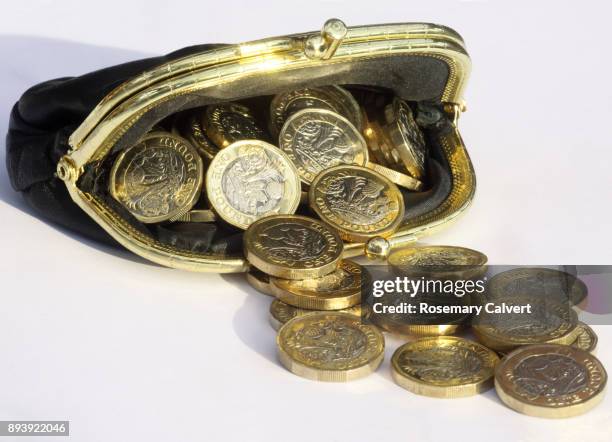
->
[[57, 19, 475, 273]]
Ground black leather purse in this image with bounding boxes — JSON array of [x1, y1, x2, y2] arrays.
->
[[6, 20, 474, 273]]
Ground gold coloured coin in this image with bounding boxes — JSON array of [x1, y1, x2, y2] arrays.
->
[[366, 161, 424, 191], [172, 110, 219, 161], [246, 269, 275, 296], [363, 111, 408, 173], [384, 98, 427, 180], [109, 132, 203, 223], [268, 299, 361, 331], [206, 140, 301, 229], [571, 322, 598, 353], [277, 312, 384, 382], [279, 109, 368, 184], [174, 209, 217, 223], [495, 344, 607, 418], [309, 165, 405, 242], [487, 267, 588, 306], [391, 337, 500, 398], [269, 86, 362, 137], [244, 215, 343, 279], [473, 296, 580, 352], [388, 245, 488, 280], [203, 103, 266, 148], [270, 260, 365, 310], [370, 290, 470, 337]]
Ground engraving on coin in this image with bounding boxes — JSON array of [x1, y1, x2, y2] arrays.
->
[[391, 337, 499, 398], [244, 215, 343, 279], [495, 344, 607, 417], [279, 109, 368, 184], [172, 110, 219, 160], [222, 151, 283, 215], [473, 297, 579, 352], [291, 318, 367, 363], [514, 354, 587, 399], [571, 323, 598, 353], [488, 267, 588, 306], [309, 165, 404, 241], [385, 98, 427, 179], [277, 312, 384, 381], [270, 260, 365, 310], [109, 132, 203, 223], [400, 346, 482, 383], [206, 140, 301, 229], [204, 103, 266, 148], [270, 86, 362, 137], [388, 246, 488, 279]]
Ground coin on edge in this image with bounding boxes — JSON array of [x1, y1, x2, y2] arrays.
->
[[206, 140, 301, 229], [269, 299, 362, 331], [388, 245, 488, 280], [309, 165, 405, 242], [172, 110, 219, 161], [203, 103, 266, 148], [277, 312, 384, 382], [391, 336, 500, 398], [487, 267, 588, 306], [384, 98, 427, 180], [366, 161, 424, 191], [270, 260, 365, 310], [571, 322, 598, 353], [363, 113, 408, 173], [495, 344, 607, 418], [246, 269, 275, 297], [109, 132, 203, 223], [269, 86, 362, 137], [279, 109, 368, 184], [244, 215, 343, 279], [473, 296, 580, 352]]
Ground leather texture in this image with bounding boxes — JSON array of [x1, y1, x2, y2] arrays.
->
[[6, 44, 223, 247]]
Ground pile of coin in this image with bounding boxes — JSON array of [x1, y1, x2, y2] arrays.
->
[[108, 86, 425, 230], [107, 86, 606, 418]]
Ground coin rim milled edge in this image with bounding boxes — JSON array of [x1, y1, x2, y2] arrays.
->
[[268, 299, 362, 331], [269, 260, 365, 310]]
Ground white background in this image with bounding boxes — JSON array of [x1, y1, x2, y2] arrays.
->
[[1, 1, 611, 441]]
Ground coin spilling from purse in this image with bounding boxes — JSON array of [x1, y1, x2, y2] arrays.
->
[[108, 86, 606, 418]]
